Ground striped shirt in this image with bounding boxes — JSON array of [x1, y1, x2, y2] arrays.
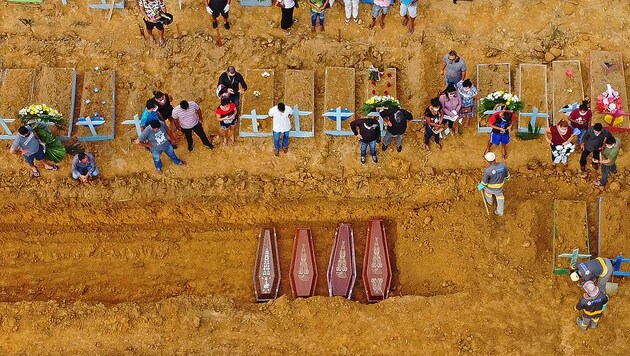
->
[[172, 101, 201, 129]]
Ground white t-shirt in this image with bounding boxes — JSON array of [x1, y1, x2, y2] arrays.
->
[[269, 105, 293, 133], [278, 0, 295, 8]]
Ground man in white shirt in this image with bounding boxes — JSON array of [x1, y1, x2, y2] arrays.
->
[[268, 102, 293, 156]]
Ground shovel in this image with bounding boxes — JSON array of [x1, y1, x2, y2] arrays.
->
[[606, 274, 618, 296]]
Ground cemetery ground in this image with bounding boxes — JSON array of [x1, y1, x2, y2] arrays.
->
[[0, 0, 630, 353]]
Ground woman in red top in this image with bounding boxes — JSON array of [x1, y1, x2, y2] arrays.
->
[[215, 98, 237, 146], [543, 119, 579, 165]]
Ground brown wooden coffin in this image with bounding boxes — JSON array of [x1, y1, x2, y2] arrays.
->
[[289, 228, 318, 298], [253, 228, 281, 302], [327, 223, 357, 299], [362, 220, 392, 303]]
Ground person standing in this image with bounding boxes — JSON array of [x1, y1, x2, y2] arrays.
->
[[277, 0, 296, 36], [153, 91, 175, 128], [399, 0, 417, 33], [308, 0, 328, 32], [350, 117, 381, 164], [575, 281, 608, 331], [343, 0, 359, 24], [217, 66, 248, 111], [477, 152, 510, 216], [441, 50, 467, 86], [369, 0, 390, 29], [570, 257, 614, 292], [543, 119, 579, 166], [456, 79, 479, 129], [595, 135, 621, 187], [579, 123, 614, 174], [137, 0, 168, 47], [172, 100, 215, 151], [9, 125, 58, 178], [71, 152, 99, 183], [215, 98, 238, 146], [439, 84, 462, 136], [424, 97, 444, 152], [485, 110, 513, 159], [205, 0, 231, 30], [268, 102, 293, 156], [380, 108, 413, 152], [135, 120, 186, 174], [568, 100, 592, 146], [140, 99, 163, 130]]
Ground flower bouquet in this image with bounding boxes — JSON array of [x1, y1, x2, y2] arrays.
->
[[18, 104, 69, 163], [479, 91, 525, 113], [360, 95, 400, 115], [368, 65, 383, 82], [597, 84, 624, 127]]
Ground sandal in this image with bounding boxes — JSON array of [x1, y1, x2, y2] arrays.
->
[[224, 22, 230, 30], [212, 21, 218, 29], [32, 170, 40, 178], [593, 181, 602, 187], [45, 164, 59, 171], [159, 39, 166, 48]]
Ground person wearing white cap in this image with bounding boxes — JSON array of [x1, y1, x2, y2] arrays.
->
[[570, 257, 613, 292], [477, 152, 510, 216], [575, 280, 608, 330]]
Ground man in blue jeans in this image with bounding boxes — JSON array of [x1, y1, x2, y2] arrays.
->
[[269, 102, 293, 156], [595, 135, 621, 187], [350, 117, 381, 164], [9, 125, 59, 178], [136, 120, 186, 174]]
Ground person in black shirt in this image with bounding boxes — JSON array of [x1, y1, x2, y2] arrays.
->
[[217, 66, 248, 111], [350, 117, 381, 164], [424, 97, 444, 152], [380, 108, 413, 152]]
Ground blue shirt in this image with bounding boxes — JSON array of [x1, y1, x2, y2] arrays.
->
[[400, 0, 415, 5], [141, 108, 159, 127]]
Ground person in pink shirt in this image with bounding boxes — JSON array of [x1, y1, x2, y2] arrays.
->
[[369, 0, 391, 29], [439, 84, 462, 136]]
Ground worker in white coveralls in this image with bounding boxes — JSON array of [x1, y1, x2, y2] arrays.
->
[[477, 152, 510, 216]]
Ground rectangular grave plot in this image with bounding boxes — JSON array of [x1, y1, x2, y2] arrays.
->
[[476, 64, 511, 133], [590, 51, 629, 129], [77, 70, 116, 138], [552, 60, 584, 124], [0, 69, 36, 121], [241, 69, 275, 134], [553, 200, 589, 272], [34, 68, 77, 139], [365, 68, 397, 100], [599, 198, 626, 258], [324, 67, 355, 135], [285, 70, 314, 135], [518, 64, 550, 132]]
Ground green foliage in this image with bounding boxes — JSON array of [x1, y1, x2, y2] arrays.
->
[[516, 121, 543, 140]]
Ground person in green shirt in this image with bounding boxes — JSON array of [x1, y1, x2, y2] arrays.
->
[[595, 135, 621, 187], [308, 0, 329, 32]]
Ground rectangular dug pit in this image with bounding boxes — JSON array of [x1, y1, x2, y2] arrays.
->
[[552, 60, 584, 124], [240, 69, 275, 137], [34, 68, 77, 140], [285, 70, 314, 137], [0, 69, 36, 139], [553, 200, 590, 274], [476, 63, 511, 133], [324, 67, 355, 136], [518, 64, 549, 132]]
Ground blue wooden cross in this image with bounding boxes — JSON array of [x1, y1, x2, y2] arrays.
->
[[122, 114, 143, 137], [88, 0, 125, 9], [559, 248, 592, 269], [289, 104, 314, 138], [367, 111, 388, 137], [239, 109, 272, 137], [612, 255, 630, 277], [0, 117, 16, 140], [518, 107, 549, 133], [323, 107, 354, 136]]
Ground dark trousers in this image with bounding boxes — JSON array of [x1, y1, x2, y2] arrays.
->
[[600, 164, 617, 186], [424, 129, 440, 145], [182, 122, 212, 149], [579, 149, 600, 169], [281, 7, 294, 30]]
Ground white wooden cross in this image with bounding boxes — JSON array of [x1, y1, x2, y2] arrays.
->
[[122, 114, 143, 136]]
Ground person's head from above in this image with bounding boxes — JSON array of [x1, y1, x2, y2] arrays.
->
[[393, 110, 403, 123], [605, 135, 616, 148], [593, 122, 603, 135], [277, 102, 285, 112], [430, 97, 441, 110], [227, 66, 236, 77], [150, 119, 162, 131], [462, 79, 473, 92], [153, 91, 166, 104], [220, 98, 231, 107], [445, 84, 457, 96], [77, 152, 88, 163], [448, 50, 459, 62], [557, 119, 570, 134], [582, 280, 599, 299], [502, 111, 513, 121], [17, 126, 30, 137], [579, 101, 589, 114], [180, 100, 189, 110], [146, 99, 158, 112], [484, 151, 496, 163]]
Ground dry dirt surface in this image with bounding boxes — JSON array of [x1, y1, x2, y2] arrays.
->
[[0, 0, 630, 354]]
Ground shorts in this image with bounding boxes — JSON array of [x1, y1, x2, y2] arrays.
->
[[220, 119, 237, 130], [144, 20, 164, 31], [211, 8, 229, 19], [25, 145, 45, 165], [372, 4, 389, 17], [490, 132, 510, 146], [400, 3, 417, 18]]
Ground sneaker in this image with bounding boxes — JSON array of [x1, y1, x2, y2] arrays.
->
[[177, 161, 187, 166], [361, 156, 366, 164], [274, 149, 279, 157], [205, 144, 214, 150], [345, 18, 350, 24], [212, 21, 218, 29], [224, 22, 230, 30], [397, 145, 402, 152], [591, 322, 598, 329], [494, 210, 503, 217], [382, 144, 388, 151], [353, 18, 359, 23], [283, 147, 288, 154], [156, 168, 163, 174], [188, 143, 194, 152], [372, 156, 378, 164], [576, 317, 588, 331]]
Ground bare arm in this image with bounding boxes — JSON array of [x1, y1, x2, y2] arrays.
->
[[197, 108, 204, 123]]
